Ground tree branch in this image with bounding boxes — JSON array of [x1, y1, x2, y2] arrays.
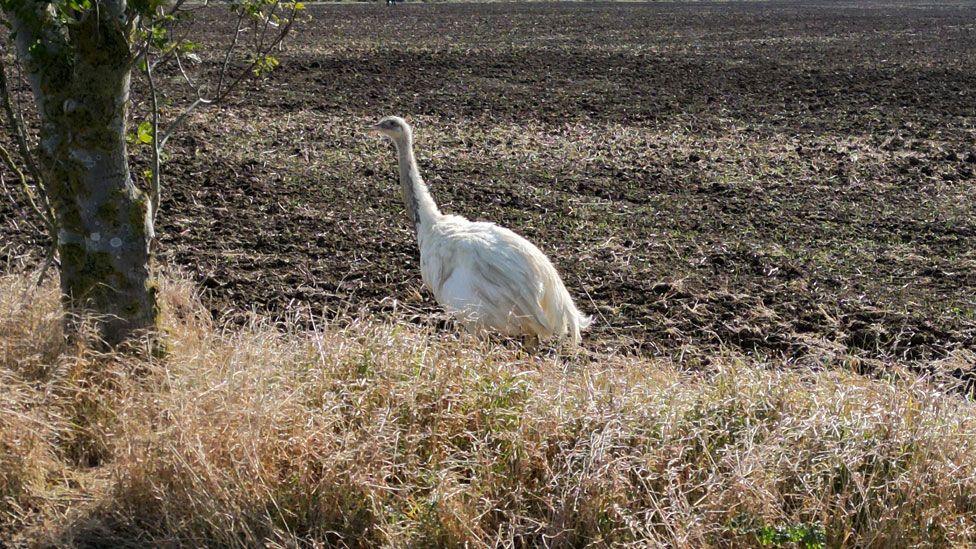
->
[[148, 22, 195, 72], [0, 160, 58, 286], [0, 53, 54, 229], [0, 143, 53, 235], [34, 238, 58, 286], [134, 0, 299, 230], [127, 0, 191, 68], [0, 172, 46, 253], [212, 3, 299, 105], [216, 11, 248, 98], [158, 96, 212, 149], [174, 50, 201, 93], [256, 1, 282, 51], [144, 42, 163, 222], [0, 8, 62, 284], [159, 1, 299, 146]]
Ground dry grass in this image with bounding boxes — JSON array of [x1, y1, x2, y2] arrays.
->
[[2, 270, 976, 547]]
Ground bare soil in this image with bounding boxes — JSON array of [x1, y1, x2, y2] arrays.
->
[[3, 1, 976, 375]]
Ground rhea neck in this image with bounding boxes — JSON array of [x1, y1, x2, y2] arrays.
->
[[390, 131, 441, 234]]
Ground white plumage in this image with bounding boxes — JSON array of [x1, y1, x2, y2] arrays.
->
[[371, 116, 592, 345]]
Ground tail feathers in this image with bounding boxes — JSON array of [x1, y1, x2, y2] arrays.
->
[[578, 312, 593, 330], [558, 307, 592, 346], [538, 267, 593, 345]]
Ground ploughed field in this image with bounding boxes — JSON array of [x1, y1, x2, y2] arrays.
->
[[4, 1, 976, 373]]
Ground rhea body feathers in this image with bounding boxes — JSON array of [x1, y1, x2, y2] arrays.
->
[[372, 116, 592, 344]]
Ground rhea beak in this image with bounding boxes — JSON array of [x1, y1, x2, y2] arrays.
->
[[369, 123, 384, 134]]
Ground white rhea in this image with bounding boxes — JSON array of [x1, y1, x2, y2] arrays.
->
[[371, 116, 592, 345]]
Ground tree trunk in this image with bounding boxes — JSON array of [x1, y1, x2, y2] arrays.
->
[[44, 83, 159, 346], [8, 4, 159, 345]]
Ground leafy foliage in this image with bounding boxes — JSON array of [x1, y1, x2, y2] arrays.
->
[[739, 520, 827, 549], [128, 0, 168, 17], [136, 120, 154, 145], [250, 53, 280, 77]]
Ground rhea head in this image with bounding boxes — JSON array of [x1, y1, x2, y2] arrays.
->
[[371, 115, 412, 144]]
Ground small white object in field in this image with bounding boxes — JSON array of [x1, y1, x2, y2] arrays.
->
[[370, 116, 592, 346]]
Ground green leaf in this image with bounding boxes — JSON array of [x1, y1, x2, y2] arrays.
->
[[251, 54, 280, 77], [129, 0, 168, 17], [65, 0, 92, 11], [150, 25, 168, 48], [137, 121, 154, 145]]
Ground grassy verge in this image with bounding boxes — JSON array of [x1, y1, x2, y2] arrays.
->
[[1, 270, 975, 547]]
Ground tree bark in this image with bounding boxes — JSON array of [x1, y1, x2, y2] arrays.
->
[[7, 2, 159, 345]]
